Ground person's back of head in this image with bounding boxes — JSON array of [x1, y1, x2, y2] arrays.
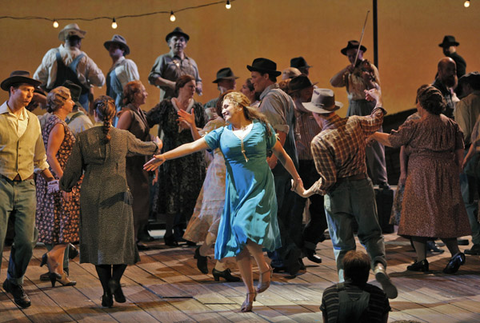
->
[[343, 250, 371, 285]]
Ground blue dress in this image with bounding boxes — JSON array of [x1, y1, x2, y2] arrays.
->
[[204, 121, 282, 259]]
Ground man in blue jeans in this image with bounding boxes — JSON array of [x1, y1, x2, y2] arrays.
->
[[0, 71, 55, 308], [298, 87, 397, 299]]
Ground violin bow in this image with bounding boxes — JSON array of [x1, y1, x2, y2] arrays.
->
[[353, 10, 370, 68]]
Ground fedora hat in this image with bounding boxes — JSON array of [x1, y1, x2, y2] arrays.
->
[[212, 67, 239, 83], [288, 75, 318, 94], [341, 40, 367, 55], [1, 70, 41, 91], [439, 35, 459, 47], [247, 58, 281, 77], [165, 27, 190, 42], [104, 34, 130, 55], [282, 67, 302, 80], [290, 56, 312, 69], [58, 23, 87, 42], [303, 88, 343, 114]]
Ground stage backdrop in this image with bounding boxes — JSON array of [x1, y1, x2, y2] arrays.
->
[[0, 0, 478, 118]]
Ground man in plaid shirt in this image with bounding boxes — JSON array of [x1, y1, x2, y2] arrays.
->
[[299, 87, 397, 299]]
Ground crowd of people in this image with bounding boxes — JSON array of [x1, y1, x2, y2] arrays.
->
[[1, 23, 478, 320]]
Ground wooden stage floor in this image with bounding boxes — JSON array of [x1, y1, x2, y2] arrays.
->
[[2, 232, 480, 322]]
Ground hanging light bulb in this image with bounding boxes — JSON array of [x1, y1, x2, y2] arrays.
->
[[112, 18, 118, 29], [52, 19, 59, 28], [170, 11, 176, 22], [464, 0, 470, 7], [226, 0, 232, 9]]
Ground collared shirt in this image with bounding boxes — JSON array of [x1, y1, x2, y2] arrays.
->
[[0, 101, 49, 180], [294, 99, 322, 160], [310, 107, 385, 195], [259, 83, 299, 173], [330, 60, 381, 101], [148, 51, 202, 100], [33, 44, 105, 90], [454, 91, 480, 145], [108, 56, 140, 92]]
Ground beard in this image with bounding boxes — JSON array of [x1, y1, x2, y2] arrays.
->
[[443, 75, 458, 88]]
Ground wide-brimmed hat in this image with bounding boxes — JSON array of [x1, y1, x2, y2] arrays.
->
[[58, 23, 86, 42], [62, 80, 82, 108], [1, 70, 41, 91], [341, 40, 367, 55], [247, 58, 282, 77], [303, 88, 343, 114], [213, 67, 239, 83], [165, 27, 190, 42], [439, 35, 459, 47], [282, 67, 302, 80], [104, 34, 130, 55], [288, 75, 318, 94], [290, 56, 312, 69]]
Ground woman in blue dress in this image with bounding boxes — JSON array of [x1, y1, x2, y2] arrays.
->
[[145, 91, 304, 312]]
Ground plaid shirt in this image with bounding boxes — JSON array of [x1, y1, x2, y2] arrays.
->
[[310, 107, 385, 195]]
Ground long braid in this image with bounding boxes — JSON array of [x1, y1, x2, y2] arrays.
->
[[93, 95, 116, 143]]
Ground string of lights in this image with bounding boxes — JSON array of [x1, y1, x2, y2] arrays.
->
[[0, 0, 235, 29]]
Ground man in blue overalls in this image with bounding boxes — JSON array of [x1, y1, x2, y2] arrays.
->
[[34, 23, 105, 113]]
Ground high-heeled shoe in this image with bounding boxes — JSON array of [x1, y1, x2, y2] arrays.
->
[[164, 235, 179, 247], [407, 259, 429, 272], [49, 272, 76, 287], [194, 247, 209, 274], [108, 279, 126, 303], [240, 291, 257, 312], [212, 268, 241, 282], [256, 265, 273, 293], [101, 291, 114, 308]]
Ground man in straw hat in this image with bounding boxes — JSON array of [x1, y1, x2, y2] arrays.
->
[[34, 23, 105, 112], [0, 71, 56, 308], [330, 40, 389, 190], [148, 27, 202, 100], [287, 75, 327, 265], [104, 34, 139, 113], [247, 57, 302, 276], [203, 67, 238, 119], [439, 35, 466, 78], [298, 87, 397, 299]]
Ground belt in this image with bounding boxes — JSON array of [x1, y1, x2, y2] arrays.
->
[[337, 173, 367, 182], [1, 174, 34, 182]]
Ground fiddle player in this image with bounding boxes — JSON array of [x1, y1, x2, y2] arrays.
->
[[330, 40, 389, 189]]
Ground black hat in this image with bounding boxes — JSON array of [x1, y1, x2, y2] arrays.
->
[[62, 80, 82, 108], [341, 40, 367, 55], [213, 67, 239, 83], [290, 56, 312, 69], [288, 75, 318, 94], [104, 34, 130, 55], [247, 58, 281, 77], [1, 70, 41, 91], [439, 35, 459, 47], [165, 27, 190, 42]]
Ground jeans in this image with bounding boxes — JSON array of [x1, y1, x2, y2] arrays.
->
[[324, 177, 386, 281], [0, 177, 37, 285], [460, 171, 480, 245]]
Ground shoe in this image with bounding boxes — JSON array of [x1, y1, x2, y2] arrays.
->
[[378, 182, 391, 190], [443, 252, 466, 274], [108, 279, 126, 303], [407, 259, 429, 272], [212, 268, 241, 282], [164, 235, 179, 247], [304, 249, 322, 263], [457, 239, 469, 246], [240, 291, 256, 312], [186, 240, 197, 247], [49, 272, 77, 287], [256, 265, 273, 293], [2, 279, 31, 308], [68, 244, 79, 260], [272, 266, 286, 273], [374, 263, 398, 299], [426, 241, 445, 254], [137, 242, 150, 251], [299, 258, 306, 271], [465, 244, 480, 255], [101, 292, 114, 308], [194, 247, 209, 274], [285, 248, 302, 276]]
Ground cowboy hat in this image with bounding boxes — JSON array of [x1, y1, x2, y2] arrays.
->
[[303, 88, 343, 114], [1, 70, 41, 91], [212, 67, 239, 83], [288, 75, 318, 94], [439, 35, 459, 47], [58, 23, 87, 42], [104, 34, 130, 55], [290, 56, 312, 69], [341, 40, 367, 55]]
